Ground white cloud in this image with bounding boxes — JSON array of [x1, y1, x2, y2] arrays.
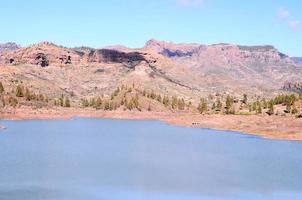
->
[[277, 7, 290, 19], [288, 20, 300, 32], [276, 7, 300, 32]]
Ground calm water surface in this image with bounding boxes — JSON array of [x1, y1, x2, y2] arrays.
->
[[0, 118, 301, 200]]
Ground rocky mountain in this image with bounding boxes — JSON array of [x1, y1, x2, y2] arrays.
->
[[143, 40, 301, 94], [0, 39, 301, 103], [291, 57, 302, 65], [0, 42, 20, 54]]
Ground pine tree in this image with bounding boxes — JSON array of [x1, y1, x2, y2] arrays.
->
[[150, 91, 156, 99], [95, 97, 102, 109], [212, 102, 216, 110], [256, 101, 262, 114], [15, 84, 24, 97], [104, 101, 110, 110], [157, 94, 162, 102], [225, 95, 234, 114], [25, 88, 32, 101], [267, 100, 274, 115], [163, 96, 170, 107], [1, 96, 5, 107], [172, 96, 178, 109], [9, 97, 18, 108], [198, 98, 207, 114], [177, 98, 185, 110], [216, 98, 222, 111], [243, 94, 248, 104], [82, 99, 89, 107], [0, 81, 4, 94], [59, 95, 64, 107], [64, 97, 71, 107]]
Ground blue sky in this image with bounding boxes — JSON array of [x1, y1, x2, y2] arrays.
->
[[0, 0, 301, 56]]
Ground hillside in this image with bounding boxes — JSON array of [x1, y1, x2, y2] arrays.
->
[[0, 39, 302, 115]]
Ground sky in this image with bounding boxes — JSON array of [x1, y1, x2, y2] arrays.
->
[[0, 0, 301, 56]]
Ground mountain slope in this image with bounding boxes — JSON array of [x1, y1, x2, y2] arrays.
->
[[0, 39, 301, 104]]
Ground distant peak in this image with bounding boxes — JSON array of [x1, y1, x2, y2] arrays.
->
[[0, 42, 20, 53]]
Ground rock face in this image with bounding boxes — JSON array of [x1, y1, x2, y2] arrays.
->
[[87, 49, 147, 68], [0, 42, 20, 54], [0, 39, 302, 99], [143, 39, 293, 66]]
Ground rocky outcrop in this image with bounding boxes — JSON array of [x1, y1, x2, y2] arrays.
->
[[283, 81, 302, 92], [87, 49, 147, 68], [0, 43, 148, 68], [0, 42, 82, 67]]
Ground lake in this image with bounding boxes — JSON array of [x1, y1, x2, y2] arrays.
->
[[0, 118, 301, 200]]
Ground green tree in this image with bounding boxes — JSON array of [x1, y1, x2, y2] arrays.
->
[[256, 101, 262, 114], [59, 95, 64, 107], [163, 96, 170, 107], [150, 91, 156, 99], [89, 98, 96, 107], [177, 98, 185, 110], [262, 98, 268, 109], [81, 99, 89, 107], [0, 81, 4, 94], [225, 95, 234, 114], [171, 96, 178, 109], [198, 98, 207, 114], [242, 94, 248, 104], [104, 101, 110, 110], [9, 97, 18, 108], [15, 84, 24, 97], [64, 97, 71, 107], [267, 100, 274, 115], [157, 94, 162, 103], [1, 96, 5, 107], [25, 88, 32, 101], [94, 97, 102, 109]]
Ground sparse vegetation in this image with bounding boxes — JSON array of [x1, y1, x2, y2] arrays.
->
[[0, 80, 300, 117]]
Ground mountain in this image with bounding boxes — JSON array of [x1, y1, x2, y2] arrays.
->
[[291, 57, 302, 65], [142, 39, 301, 94], [0, 42, 20, 54], [0, 39, 301, 104]]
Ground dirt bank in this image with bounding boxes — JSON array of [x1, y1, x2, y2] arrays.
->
[[1, 107, 302, 141]]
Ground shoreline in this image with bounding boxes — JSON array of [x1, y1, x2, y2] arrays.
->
[[1, 108, 302, 141]]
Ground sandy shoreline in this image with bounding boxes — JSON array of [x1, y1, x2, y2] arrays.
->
[[1, 107, 302, 141]]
